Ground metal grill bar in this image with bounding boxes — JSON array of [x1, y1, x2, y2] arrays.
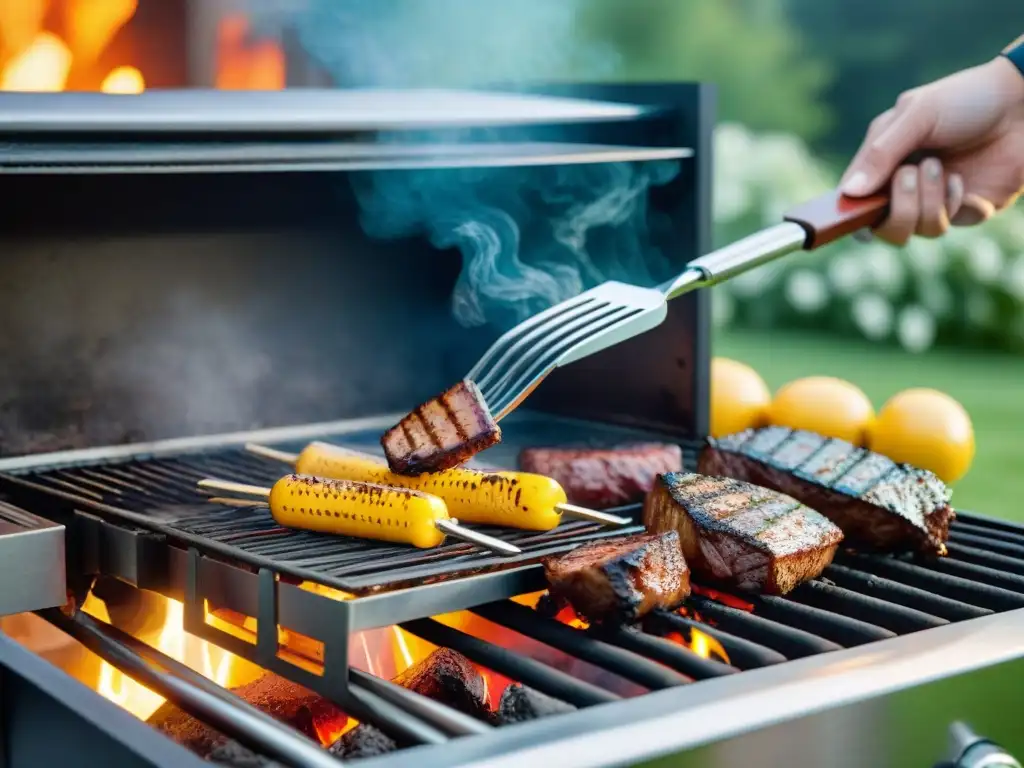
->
[[822, 564, 990, 622], [787, 580, 947, 634], [586, 624, 740, 679], [9, 441, 647, 594], [400, 618, 619, 708], [469, 601, 692, 689], [39, 608, 343, 768], [640, 612, 787, 669], [686, 597, 842, 658], [839, 552, 1024, 612]]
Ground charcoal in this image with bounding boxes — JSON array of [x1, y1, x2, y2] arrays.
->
[[495, 684, 576, 725], [147, 674, 345, 757], [328, 725, 397, 760], [206, 740, 287, 768], [392, 648, 489, 721]]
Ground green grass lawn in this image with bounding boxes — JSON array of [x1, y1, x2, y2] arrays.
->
[[715, 328, 1024, 520]]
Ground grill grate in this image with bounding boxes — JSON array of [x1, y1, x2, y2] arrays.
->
[[7, 424, 1024, 767], [7, 438, 658, 594]]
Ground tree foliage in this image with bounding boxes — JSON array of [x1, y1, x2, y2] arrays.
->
[[584, 0, 833, 140], [782, 0, 1023, 156]]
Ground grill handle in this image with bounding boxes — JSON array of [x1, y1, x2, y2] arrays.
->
[[934, 722, 1021, 768], [783, 189, 890, 249]]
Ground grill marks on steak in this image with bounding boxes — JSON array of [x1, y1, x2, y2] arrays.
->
[[543, 531, 690, 623], [699, 427, 954, 555], [519, 444, 684, 509], [382, 380, 501, 475], [643, 473, 843, 595]]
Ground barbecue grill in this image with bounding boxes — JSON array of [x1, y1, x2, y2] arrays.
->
[[0, 83, 1022, 768]]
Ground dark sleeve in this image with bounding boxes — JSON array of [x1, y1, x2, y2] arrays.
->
[[1003, 35, 1024, 76]]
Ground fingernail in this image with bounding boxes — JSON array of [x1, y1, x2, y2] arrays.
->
[[842, 171, 869, 195], [923, 158, 942, 181], [852, 228, 874, 243], [947, 174, 963, 199], [901, 168, 918, 192]]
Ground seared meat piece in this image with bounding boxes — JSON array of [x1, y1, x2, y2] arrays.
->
[[699, 427, 954, 555], [643, 473, 844, 595], [543, 531, 690, 623], [382, 380, 501, 475], [519, 443, 684, 509], [496, 684, 577, 724]]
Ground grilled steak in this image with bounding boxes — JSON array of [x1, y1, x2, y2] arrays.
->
[[382, 379, 501, 475], [643, 473, 844, 595], [519, 443, 684, 509], [699, 427, 954, 555], [543, 531, 690, 623]]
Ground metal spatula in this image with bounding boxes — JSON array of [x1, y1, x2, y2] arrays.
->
[[471, 190, 889, 421]]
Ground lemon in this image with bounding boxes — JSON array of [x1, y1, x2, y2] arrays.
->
[[710, 358, 771, 438], [768, 376, 875, 445], [868, 388, 975, 484]]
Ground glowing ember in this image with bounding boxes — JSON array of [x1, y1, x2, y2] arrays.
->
[[100, 64, 143, 93], [692, 585, 755, 612]]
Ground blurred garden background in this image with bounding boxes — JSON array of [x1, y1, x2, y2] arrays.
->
[[3, 0, 1022, 764]]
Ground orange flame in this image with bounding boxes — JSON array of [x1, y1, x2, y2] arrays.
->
[[215, 13, 285, 90], [1, 31, 72, 91], [81, 592, 261, 722], [1, 1, 288, 93]]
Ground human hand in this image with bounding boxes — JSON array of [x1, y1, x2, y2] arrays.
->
[[841, 55, 1024, 245]]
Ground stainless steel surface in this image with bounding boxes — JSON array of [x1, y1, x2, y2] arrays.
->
[[359, 608, 1024, 768], [555, 503, 633, 526], [661, 221, 808, 299], [433, 519, 522, 556], [0, 502, 65, 616], [0, 142, 692, 175], [0, 89, 656, 134], [39, 608, 350, 768], [943, 723, 1022, 768], [468, 222, 807, 421]]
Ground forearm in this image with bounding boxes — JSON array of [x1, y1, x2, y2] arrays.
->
[[996, 36, 1024, 108]]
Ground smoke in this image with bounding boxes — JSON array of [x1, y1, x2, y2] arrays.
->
[[351, 161, 681, 329], [249, 0, 681, 330], [252, 0, 618, 88]]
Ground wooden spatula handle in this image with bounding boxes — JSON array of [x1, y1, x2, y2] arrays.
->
[[783, 190, 890, 250]]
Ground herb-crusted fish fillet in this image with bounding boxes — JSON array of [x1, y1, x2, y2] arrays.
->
[[382, 380, 501, 475], [543, 531, 690, 623], [643, 473, 844, 595], [698, 427, 954, 555]]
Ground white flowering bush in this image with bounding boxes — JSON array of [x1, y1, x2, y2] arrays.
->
[[712, 123, 1024, 353]]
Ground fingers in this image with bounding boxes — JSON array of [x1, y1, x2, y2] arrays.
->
[[917, 158, 948, 238], [870, 160, 963, 245], [841, 95, 936, 197], [841, 109, 896, 193], [875, 167, 921, 245]]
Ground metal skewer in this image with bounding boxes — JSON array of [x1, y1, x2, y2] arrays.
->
[[245, 442, 634, 528], [197, 478, 522, 557]]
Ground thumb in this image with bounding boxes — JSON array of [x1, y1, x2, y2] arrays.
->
[[842, 108, 934, 196]]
